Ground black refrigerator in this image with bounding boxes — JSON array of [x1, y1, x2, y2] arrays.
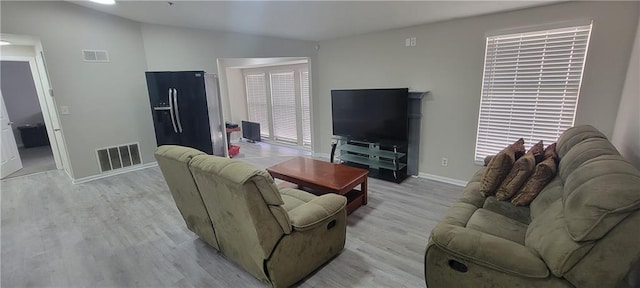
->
[[145, 71, 226, 156]]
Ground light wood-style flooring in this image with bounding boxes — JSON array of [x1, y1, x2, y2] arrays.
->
[[1, 141, 463, 287]]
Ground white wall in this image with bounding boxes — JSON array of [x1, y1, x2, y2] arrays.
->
[[0, 60, 44, 147], [1, 2, 319, 180], [225, 67, 246, 129], [316, 1, 640, 182], [1, 1, 154, 179], [613, 12, 640, 169]]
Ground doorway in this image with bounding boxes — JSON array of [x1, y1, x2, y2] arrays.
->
[[217, 57, 313, 153], [0, 34, 71, 180], [1, 60, 56, 178]]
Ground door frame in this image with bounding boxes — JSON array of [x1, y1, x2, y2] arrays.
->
[[0, 44, 71, 177]]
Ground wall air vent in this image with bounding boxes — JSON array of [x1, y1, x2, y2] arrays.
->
[[82, 50, 109, 62], [96, 143, 141, 173]]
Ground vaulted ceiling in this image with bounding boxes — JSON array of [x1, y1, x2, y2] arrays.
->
[[72, 1, 562, 41]]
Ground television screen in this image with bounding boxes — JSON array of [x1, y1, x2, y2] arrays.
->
[[331, 88, 409, 142], [242, 120, 261, 142]]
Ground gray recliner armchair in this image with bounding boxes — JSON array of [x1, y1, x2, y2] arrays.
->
[[155, 145, 348, 287]]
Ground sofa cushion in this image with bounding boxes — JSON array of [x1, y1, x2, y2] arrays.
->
[[496, 153, 536, 201], [480, 145, 516, 197], [525, 200, 595, 277], [556, 125, 607, 158], [191, 155, 285, 206], [274, 187, 321, 234], [529, 176, 563, 220], [482, 196, 531, 224], [558, 138, 619, 183], [460, 183, 487, 208], [459, 168, 488, 208], [512, 157, 557, 206], [431, 223, 550, 278], [287, 195, 346, 232], [441, 202, 479, 227], [562, 155, 640, 241], [280, 187, 316, 211], [466, 209, 528, 244]]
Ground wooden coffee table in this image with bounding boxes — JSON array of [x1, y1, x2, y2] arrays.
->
[[266, 157, 368, 214]]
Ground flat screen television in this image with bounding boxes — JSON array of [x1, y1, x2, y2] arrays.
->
[[331, 88, 409, 142], [242, 120, 261, 142]]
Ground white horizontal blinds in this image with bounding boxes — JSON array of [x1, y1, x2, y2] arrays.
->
[[245, 74, 270, 137], [300, 71, 312, 146], [475, 24, 592, 161], [270, 72, 298, 143]]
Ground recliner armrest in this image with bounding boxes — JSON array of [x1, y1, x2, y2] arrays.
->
[[288, 194, 347, 231], [430, 223, 549, 278]]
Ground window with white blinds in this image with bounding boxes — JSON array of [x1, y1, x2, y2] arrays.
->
[[300, 71, 312, 146], [475, 23, 592, 162], [270, 72, 298, 143], [245, 74, 270, 137]]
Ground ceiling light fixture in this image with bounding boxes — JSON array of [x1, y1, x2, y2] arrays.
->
[[89, 0, 116, 5], [0, 40, 11, 46]]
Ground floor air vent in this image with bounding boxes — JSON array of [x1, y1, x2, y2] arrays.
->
[[96, 143, 141, 172]]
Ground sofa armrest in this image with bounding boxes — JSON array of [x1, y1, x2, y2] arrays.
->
[[287, 194, 347, 231], [430, 223, 549, 278]]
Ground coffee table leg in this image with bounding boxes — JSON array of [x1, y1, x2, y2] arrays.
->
[[362, 176, 368, 205]]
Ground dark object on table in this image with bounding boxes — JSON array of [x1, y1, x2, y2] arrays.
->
[[225, 122, 239, 129], [242, 120, 261, 143], [17, 123, 49, 148]]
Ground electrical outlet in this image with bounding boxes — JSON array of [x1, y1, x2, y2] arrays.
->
[[441, 157, 448, 167], [410, 37, 417, 46], [405, 38, 411, 47]]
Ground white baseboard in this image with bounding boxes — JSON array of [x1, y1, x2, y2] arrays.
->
[[72, 162, 158, 184], [417, 172, 467, 187], [64, 168, 74, 181]]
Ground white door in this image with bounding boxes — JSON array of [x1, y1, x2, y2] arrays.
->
[[0, 90, 22, 178]]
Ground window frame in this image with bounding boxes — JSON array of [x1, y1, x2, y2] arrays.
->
[[474, 21, 593, 164], [242, 64, 311, 148]]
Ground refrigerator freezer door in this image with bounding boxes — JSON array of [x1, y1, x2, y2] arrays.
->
[[172, 71, 215, 155], [146, 72, 180, 146]]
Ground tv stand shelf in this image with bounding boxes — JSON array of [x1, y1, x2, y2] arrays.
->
[[332, 137, 408, 183], [338, 144, 406, 159]]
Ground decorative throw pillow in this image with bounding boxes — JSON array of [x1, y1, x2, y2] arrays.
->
[[480, 145, 516, 197], [511, 157, 558, 206], [495, 153, 536, 201], [544, 142, 559, 164], [528, 140, 545, 164], [512, 138, 526, 160]]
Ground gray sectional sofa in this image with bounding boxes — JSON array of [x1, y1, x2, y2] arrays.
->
[[425, 125, 640, 288]]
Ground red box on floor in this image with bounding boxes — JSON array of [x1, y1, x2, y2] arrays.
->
[[228, 145, 240, 157]]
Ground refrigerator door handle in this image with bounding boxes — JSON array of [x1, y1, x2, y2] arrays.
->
[[173, 88, 184, 133], [168, 88, 178, 133]]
